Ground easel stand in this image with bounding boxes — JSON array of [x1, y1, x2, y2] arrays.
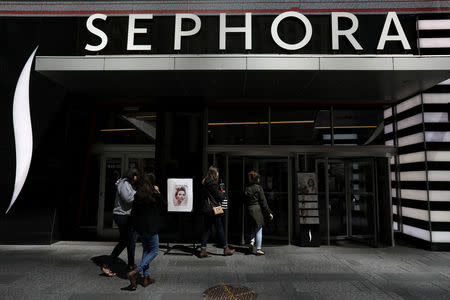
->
[[164, 213, 197, 256]]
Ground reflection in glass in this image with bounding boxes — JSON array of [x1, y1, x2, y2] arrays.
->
[[208, 107, 269, 145], [103, 158, 122, 229], [333, 109, 383, 146], [271, 108, 330, 145]]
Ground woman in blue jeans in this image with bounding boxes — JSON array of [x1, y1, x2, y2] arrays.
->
[[245, 171, 274, 255], [128, 173, 165, 290]]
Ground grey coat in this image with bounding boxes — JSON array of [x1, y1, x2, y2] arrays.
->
[[112, 178, 136, 215], [244, 183, 273, 229]]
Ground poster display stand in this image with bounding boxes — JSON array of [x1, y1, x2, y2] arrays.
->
[[165, 178, 196, 255]]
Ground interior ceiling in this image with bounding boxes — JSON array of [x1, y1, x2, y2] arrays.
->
[[38, 69, 450, 104]]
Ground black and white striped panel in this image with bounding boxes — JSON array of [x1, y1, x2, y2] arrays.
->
[[417, 18, 450, 55], [423, 86, 450, 244], [386, 82, 450, 245]]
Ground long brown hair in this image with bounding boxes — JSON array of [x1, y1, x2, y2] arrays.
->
[[205, 166, 219, 183], [136, 173, 158, 203]]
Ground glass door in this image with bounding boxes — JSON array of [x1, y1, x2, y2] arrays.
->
[[244, 157, 289, 243], [328, 160, 348, 239], [216, 155, 291, 245], [97, 156, 123, 237], [97, 152, 155, 238], [320, 158, 377, 246], [348, 159, 377, 245]]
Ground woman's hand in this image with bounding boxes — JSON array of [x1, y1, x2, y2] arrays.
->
[[269, 213, 274, 221], [154, 185, 160, 193]]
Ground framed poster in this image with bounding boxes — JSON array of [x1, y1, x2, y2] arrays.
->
[[297, 172, 317, 194], [167, 178, 193, 212]]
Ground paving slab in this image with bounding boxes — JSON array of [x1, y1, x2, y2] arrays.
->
[[0, 243, 449, 299]]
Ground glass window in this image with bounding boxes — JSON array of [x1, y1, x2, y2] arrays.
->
[[208, 107, 269, 145], [271, 108, 331, 145], [95, 108, 157, 144], [333, 108, 384, 146]]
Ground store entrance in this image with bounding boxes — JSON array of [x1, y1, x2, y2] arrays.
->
[[94, 145, 155, 238], [317, 158, 377, 246], [211, 154, 292, 246]]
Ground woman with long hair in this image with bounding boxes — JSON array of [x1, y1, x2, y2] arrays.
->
[[101, 168, 139, 277], [245, 171, 274, 255], [127, 173, 165, 290], [199, 166, 235, 257]]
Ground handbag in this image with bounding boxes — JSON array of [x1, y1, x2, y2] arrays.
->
[[206, 190, 224, 215]]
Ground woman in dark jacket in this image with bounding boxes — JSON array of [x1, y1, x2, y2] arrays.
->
[[245, 171, 274, 255], [127, 173, 165, 290], [199, 166, 235, 258]]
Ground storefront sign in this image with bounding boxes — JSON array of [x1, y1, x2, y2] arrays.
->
[[85, 11, 412, 53]]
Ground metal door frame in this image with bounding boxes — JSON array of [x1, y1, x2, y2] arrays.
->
[[94, 144, 155, 238], [323, 157, 378, 245], [212, 153, 293, 245], [346, 157, 378, 246], [208, 145, 393, 247]]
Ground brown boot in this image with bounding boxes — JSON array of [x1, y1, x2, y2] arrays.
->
[[224, 246, 235, 256], [127, 269, 139, 289], [142, 276, 155, 287], [199, 248, 211, 258]]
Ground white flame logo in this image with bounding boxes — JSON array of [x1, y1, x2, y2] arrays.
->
[[6, 47, 38, 214]]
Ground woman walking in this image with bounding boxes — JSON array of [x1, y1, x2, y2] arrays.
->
[[245, 171, 274, 255], [101, 168, 139, 277], [199, 166, 235, 257], [127, 173, 165, 290]]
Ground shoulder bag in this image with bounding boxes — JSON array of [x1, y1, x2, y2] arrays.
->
[[206, 189, 224, 215]]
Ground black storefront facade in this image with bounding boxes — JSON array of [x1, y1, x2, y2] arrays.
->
[[1, 2, 450, 250]]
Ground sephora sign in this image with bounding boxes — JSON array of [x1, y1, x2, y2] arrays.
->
[[85, 11, 412, 53]]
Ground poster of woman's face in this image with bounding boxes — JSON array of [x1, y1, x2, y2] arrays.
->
[[167, 178, 193, 212], [174, 186, 187, 206], [297, 173, 317, 194]]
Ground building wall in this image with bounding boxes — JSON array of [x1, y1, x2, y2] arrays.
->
[[386, 82, 450, 250]]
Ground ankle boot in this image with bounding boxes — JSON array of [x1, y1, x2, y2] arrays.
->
[[224, 246, 235, 256], [127, 269, 139, 288], [142, 276, 155, 287], [199, 248, 211, 258]]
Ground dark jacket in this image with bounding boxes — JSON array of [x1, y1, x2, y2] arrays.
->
[[201, 177, 225, 214], [132, 190, 166, 235], [244, 183, 272, 229]]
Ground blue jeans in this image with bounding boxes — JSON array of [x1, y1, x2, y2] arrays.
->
[[201, 214, 227, 249], [107, 214, 137, 267], [250, 226, 263, 250], [138, 233, 159, 276]]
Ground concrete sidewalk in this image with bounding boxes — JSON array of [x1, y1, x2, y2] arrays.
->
[[0, 242, 450, 299]]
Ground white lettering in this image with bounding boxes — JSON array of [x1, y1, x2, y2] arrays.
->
[[377, 12, 411, 50], [219, 13, 252, 50], [271, 11, 312, 50], [331, 12, 362, 50], [127, 14, 153, 51], [174, 14, 201, 50], [85, 14, 108, 52]]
